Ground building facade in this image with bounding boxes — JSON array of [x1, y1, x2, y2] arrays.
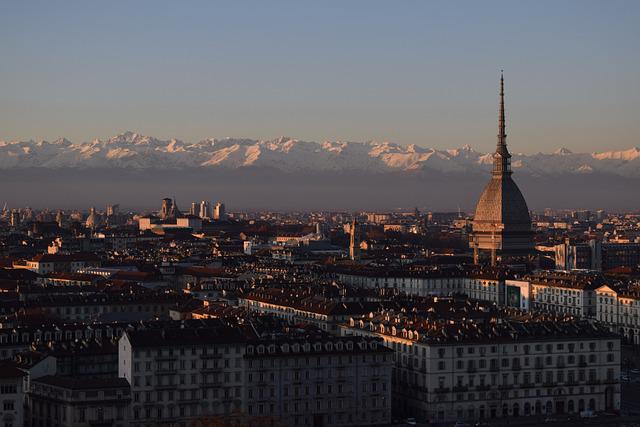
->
[[341, 313, 620, 424]]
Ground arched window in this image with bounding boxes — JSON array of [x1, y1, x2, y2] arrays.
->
[[513, 403, 519, 417]]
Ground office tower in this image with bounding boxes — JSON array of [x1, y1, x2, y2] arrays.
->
[[213, 202, 226, 220], [199, 200, 210, 219]]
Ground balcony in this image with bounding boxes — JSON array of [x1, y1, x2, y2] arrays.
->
[[453, 385, 468, 392], [587, 379, 600, 385], [498, 385, 513, 390], [475, 385, 491, 391], [520, 383, 534, 389], [489, 366, 500, 372], [434, 387, 450, 394], [542, 382, 556, 388], [512, 365, 522, 371], [467, 367, 477, 373]]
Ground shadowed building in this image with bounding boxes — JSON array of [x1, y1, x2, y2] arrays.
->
[[349, 219, 361, 261], [470, 73, 533, 265]]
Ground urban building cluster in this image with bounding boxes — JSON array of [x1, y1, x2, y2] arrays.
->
[[0, 77, 637, 426]]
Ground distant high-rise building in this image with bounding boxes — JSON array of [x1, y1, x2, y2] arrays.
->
[[190, 202, 198, 216], [106, 204, 119, 217], [161, 198, 173, 219], [213, 202, 226, 220], [160, 198, 180, 220], [85, 207, 101, 229], [22, 207, 34, 222], [349, 219, 361, 261], [55, 210, 65, 227], [199, 200, 210, 219], [10, 210, 20, 227], [554, 238, 602, 270], [470, 73, 533, 266]]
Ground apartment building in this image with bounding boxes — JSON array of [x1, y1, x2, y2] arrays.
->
[[244, 336, 392, 426], [119, 322, 393, 427], [0, 365, 27, 427], [333, 266, 506, 305], [26, 376, 131, 427], [528, 271, 603, 317], [596, 283, 640, 345], [340, 308, 620, 424]]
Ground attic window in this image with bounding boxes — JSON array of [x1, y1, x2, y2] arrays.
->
[[247, 346, 254, 354]]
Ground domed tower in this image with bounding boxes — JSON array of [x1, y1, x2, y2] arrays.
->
[[470, 73, 533, 266]]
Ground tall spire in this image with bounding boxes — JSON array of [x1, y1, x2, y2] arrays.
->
[[493, 70, 512, 176], [498, 70, 506, 148]]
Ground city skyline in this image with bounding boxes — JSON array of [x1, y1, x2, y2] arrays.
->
[[2, 3, 639, 427], [1, 1, 639, 153]]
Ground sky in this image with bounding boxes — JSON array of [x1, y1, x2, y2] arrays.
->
[[1, 1, 639, 154]]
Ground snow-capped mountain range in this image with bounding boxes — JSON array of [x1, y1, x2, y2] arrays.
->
[[1, 131, 639, 177]]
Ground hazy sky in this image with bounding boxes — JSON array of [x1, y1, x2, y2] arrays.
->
[[1, 1, 639, 153]]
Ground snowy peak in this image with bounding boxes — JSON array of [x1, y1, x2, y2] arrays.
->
[[592, 147, 640, 161], [0, 133, 638, 177], [554, 147, 573, 155]]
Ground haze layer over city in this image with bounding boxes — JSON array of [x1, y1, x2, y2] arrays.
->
[[1, 2, 640, 427]]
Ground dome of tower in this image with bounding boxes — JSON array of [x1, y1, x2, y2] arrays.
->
[[472, 175, 531, 231]]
